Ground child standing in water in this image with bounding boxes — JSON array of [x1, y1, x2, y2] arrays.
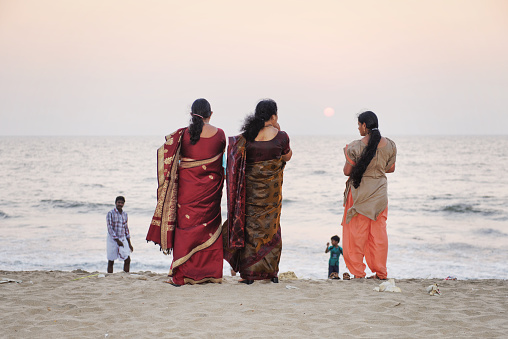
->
[[325, 235, 343, 279]]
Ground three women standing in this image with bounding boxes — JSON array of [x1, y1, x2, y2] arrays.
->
[[342, 111, 396, 280], [148, 101, 392, 284], [147, 98, 226, 285], [224, 99, 292, 284]]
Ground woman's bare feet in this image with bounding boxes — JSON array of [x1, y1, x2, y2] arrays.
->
[[164, 278, 181, 287], [239, 279, 254, 285], [367, 274, 387, 280]]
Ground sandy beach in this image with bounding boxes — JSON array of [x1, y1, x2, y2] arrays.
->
[[1, 270, 507, 338]]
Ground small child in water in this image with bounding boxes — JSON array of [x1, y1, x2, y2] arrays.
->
[[325, 235, 343, 279]]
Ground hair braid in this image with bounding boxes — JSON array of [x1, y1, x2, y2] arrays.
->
[[350, 111, 381, 188], [188, 98, 211, 145]]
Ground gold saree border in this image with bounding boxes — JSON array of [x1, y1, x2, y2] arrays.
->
[[183, 277, 222, 285], [157, 130, 180, 187], [169, 221, 223, 275], [160, 149, 180, 251], [179, 153, 222, 169], [151, 129, 185, 253]]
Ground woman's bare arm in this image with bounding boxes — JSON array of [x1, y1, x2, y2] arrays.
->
[[343, 161, 353, 176], [282, 149, 292, 162]]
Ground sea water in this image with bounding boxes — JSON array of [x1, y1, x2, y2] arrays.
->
[[1, 135, 507, 279]]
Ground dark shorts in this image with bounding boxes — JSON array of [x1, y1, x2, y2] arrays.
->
[[328, 264, 339, 278]]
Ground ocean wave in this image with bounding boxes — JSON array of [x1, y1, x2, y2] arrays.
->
[[39, 199, 111, 211], [474, 228, 508, 237], [0, 211, 8, 218], [82, 183, 105, 188], [312, 170, 326, 175], [442, 204, 496, 216], [440, 242, 477, 252], [282, 198, 297, 205], [395, 241, 479, 253], [430, 194, 453, 200], [124, 207, 155, 215]]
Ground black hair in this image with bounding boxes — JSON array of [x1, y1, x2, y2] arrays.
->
[[188, 98, 212, 145], [115, 196, 125, 203], [241, 99, 278, 142], [350, 111, 381, 189], [331, 235, 340, 242]]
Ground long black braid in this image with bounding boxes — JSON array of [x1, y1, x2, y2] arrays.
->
[[350, 111, 381, 188], [188, 98, 211, 145]]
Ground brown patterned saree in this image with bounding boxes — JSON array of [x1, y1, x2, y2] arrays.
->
[[224, 135, 286, 280]]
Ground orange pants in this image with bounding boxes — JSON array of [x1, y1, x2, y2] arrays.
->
[[342, 192, 388, 279]]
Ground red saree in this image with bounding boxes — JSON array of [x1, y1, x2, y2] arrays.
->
[[147, 128, 225, 285], [223, 135, 286, 280]]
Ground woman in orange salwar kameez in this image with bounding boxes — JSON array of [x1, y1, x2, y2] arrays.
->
[[147, 98, 225, 286], [342, 111, 396, 280]]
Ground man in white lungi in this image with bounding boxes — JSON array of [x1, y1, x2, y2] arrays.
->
[[107, 196, 134, 273]]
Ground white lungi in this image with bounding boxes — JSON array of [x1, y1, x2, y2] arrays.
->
[[107, 234, 131, 261]]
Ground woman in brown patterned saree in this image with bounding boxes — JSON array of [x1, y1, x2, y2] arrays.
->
[[224, 99, 292, 284], [147, 98, 225, 286]]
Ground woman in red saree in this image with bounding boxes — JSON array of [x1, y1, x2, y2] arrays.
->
[[224, 99, 292, 284], [147, 98, 225, 286], [342, 111, 396, 280]]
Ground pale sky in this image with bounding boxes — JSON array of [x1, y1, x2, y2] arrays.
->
[[0, 0, 507, 136]]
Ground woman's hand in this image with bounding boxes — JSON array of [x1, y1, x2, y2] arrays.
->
[[343, 162, 353, 176]]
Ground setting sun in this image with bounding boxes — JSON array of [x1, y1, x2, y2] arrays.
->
[[324, 107, 335, 117]]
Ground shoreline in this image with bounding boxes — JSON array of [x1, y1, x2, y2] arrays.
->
[[1, 268, 506, 280], [2, 270, 508, 338]]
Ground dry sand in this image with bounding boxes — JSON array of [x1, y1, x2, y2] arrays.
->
[[1, 270, 507, 338]]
